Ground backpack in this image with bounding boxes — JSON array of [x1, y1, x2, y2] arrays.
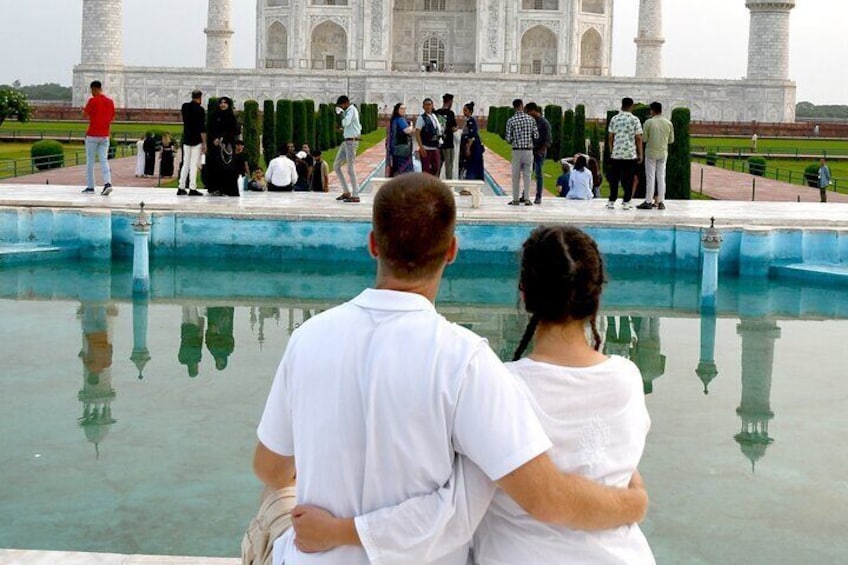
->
[[419, 114, 442, 148]]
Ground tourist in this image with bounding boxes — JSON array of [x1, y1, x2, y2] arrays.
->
[[81, 80, 116, 195], [309, 149, 329, 192], [606, 97, 643, 210], [265, 147, 297, 191], [505, 98, 538, 206], [142, 131, 157, 178], [247, 168, 268, 192], [177, 90, 206, 197], [435, 93, 457, 180], [206, 96, 240, 197], [818, 157, 832, 203], [415, 97, 443, 177], [556, 159, 571, 197], [588, 156, 603, 198], [387, 102, 414, 177], [134, 134, 145, 178], [334, 95, 362, 203], [252, 173, 647, 565], [293, 151, 311, 192], [751, 132, 758, 153], [231, 140, 250, 196], [637, 102, 675, 210], [159, 132, 176, 178], [459, 101, 484, 181], [525, 102, 552, 204], [566, 155, 594, 200], [301, 144, 315, 170]]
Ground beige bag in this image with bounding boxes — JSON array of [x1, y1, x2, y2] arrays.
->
[[241, 486, 297, 565]]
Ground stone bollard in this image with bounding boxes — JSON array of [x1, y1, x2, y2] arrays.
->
[[701, 217, 722, 313], [132, 202, 152, 295]]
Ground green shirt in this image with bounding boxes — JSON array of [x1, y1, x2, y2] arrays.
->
[[643, 115, 675, 159]]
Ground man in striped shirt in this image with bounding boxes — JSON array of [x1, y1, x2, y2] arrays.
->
[[504, 99, 538, 206]]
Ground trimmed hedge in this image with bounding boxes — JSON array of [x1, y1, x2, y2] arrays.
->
[[292, 100, 308, 149], [487, 106, 497, 132], [602, 110, 616, 177], [31, 140, 64, 170], [573, 104, 586, 155], [262, 100, 276, 165], [242, 100, 261, 170], [804, 163, 820, 187], [667, 107, 691, 199], [304, 99, 316, 147], [276, 99, 293, 154], [562, 109, 575, 160], [544, 104, 562, 160], [706, 151, 717, 166], [748, 156, 766, 176]]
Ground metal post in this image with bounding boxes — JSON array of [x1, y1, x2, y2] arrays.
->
[[700, 167, 704, 194], [751, 178, 756, 201]]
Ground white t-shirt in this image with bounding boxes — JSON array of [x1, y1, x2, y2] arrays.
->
[[473, 356, 654, 565], [257, 289, 552, 565], [265, 155, 297, 187], [567, 168, 594, 200]]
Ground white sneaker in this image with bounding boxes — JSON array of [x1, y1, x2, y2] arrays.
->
[[621, 201, 633, 210], [605, 201, 615, 209]]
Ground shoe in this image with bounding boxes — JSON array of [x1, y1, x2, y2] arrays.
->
[[188, 189, 202, 196], [519, 196, 527, 203], [344, 195, 361, 203], [82, 187, 95, 194], [657, 202, 666, 210], [209, 191, 223, 197], [605, 201, 615, 209], [524, 200, 533, 206], [508, 200, 521, 206], [621, 201, 633, 210], [336, 193, 351, 201], [534, 198, 542, 205], [177, 189, 188, 196], [636, 201, 654, 210], [101, 183, 113, 196]]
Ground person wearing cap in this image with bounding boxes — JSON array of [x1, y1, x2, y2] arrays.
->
[[334, 95, 362, 202], [293, 150, 311, 192], [556, 159, 571, 197], [434, 93, 457, 180]]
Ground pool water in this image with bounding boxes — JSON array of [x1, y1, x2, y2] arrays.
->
[[1, 259, 847, 564]]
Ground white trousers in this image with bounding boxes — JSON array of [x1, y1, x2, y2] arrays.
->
[[178, 143, 203, 190], [645, 156, 667, 203]]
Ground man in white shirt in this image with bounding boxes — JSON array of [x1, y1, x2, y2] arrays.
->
[[334, 95, 362, 202], [265, 150, 297, 192], [253, 173, 648, 565]]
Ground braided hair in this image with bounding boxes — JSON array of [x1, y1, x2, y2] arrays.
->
[[512, 226, 607, 361]]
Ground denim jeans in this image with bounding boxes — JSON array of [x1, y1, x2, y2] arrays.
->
[[333, 140, 359, 195], [532, 150, 546, 201], [85, 136, 111, 188]]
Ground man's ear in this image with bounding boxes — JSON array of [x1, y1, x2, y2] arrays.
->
[[446, 235, 458, 265], [368, 231, 379, 259]]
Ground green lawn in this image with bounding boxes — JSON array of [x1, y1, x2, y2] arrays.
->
[[691, 136, 848, 156], [0, 120, 181, 143], [693, 154, 848, 195]]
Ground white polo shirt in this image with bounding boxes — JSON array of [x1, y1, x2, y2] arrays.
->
[[257, 288, 551, 565], [265, 155, 297, 187]]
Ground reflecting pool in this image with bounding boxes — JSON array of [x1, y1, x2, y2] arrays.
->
[[0, 259, 847, 564]]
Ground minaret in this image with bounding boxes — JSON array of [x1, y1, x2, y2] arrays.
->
[[205, 0, 234, 69], [81, 0, 123, 67], [746, 0, 796, 80], [634, 0, 664, 78]]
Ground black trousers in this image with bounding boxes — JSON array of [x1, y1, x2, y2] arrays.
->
[[607, 159, 638, 202]]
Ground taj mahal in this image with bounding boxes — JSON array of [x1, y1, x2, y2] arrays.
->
[[73, 0, 798, 122]]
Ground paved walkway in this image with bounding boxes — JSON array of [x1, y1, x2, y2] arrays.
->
[[4, 147, 847, 204]]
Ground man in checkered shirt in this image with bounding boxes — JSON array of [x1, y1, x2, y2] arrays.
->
[[505, 99, 538, 206], [606, 97, 644, 210]]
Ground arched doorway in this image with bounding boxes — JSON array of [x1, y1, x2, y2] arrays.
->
[[311, 21, 347, 70], [520, 26, 557, 74], [421, 36, 445, 72], [266, 21, 288, 69], [580, 28, 603, 75]]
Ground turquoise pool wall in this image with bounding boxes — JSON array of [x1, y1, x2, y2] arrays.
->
[[1, 207, 847, 275]]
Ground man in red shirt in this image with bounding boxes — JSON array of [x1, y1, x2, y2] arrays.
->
[[82, 80, 116, 195]]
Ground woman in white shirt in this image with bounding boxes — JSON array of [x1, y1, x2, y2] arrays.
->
[[566, 154, 594, 200]]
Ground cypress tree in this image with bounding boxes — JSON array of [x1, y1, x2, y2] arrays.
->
[[562, 109, 575, 161], [574, 104, 586, 155], [262, 100, 276, 165], [487, 106, 497, 132], [667, 107, 692, 200], [277, 100, 294, 154], [304, 99, 316, 148], [545, 104, 562, 160], [602, 110, 617, 177], [292, 100, 307, 149], [242, 100, 260, 170]]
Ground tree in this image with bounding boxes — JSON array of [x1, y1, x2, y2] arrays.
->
[[0, 87, 33, 127], [561, 109, 575, 161], [667, 107, 692, 200], [573, 104, 586, 155]]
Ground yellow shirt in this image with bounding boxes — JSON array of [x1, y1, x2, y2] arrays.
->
[[643, 115, 675, 159]]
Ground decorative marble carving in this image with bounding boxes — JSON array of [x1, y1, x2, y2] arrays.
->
[[370, 0, 383, 55]]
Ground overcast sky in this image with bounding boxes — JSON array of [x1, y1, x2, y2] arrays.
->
[[0, 0, 843, 105]]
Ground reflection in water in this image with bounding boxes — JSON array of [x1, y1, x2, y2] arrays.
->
[[130, 297, 151, 380], [206, 307, 235, 371], [179, 306, 205, 378], [77, 301, 118, 458], [603, 315, 636, 359], [735, 319, 780, 471], [631, 317, 666, 394], [696, 311, 719, 394]]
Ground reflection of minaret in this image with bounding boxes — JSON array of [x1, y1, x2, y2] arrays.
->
[[603, 316, 636, 360], [734, 319, 780, 472], [696, 312, 719, 394], [257, 307, 281, 350], [130, 296, 151, 380], [631, 317, 666, 395], [78, 302, 118, 458]]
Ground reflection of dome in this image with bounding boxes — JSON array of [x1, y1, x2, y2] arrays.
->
[[696, 361, 719, 395], [78, 404, 117, 458], [130, 349, 151, 380], [734, 428, 774, 472]]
